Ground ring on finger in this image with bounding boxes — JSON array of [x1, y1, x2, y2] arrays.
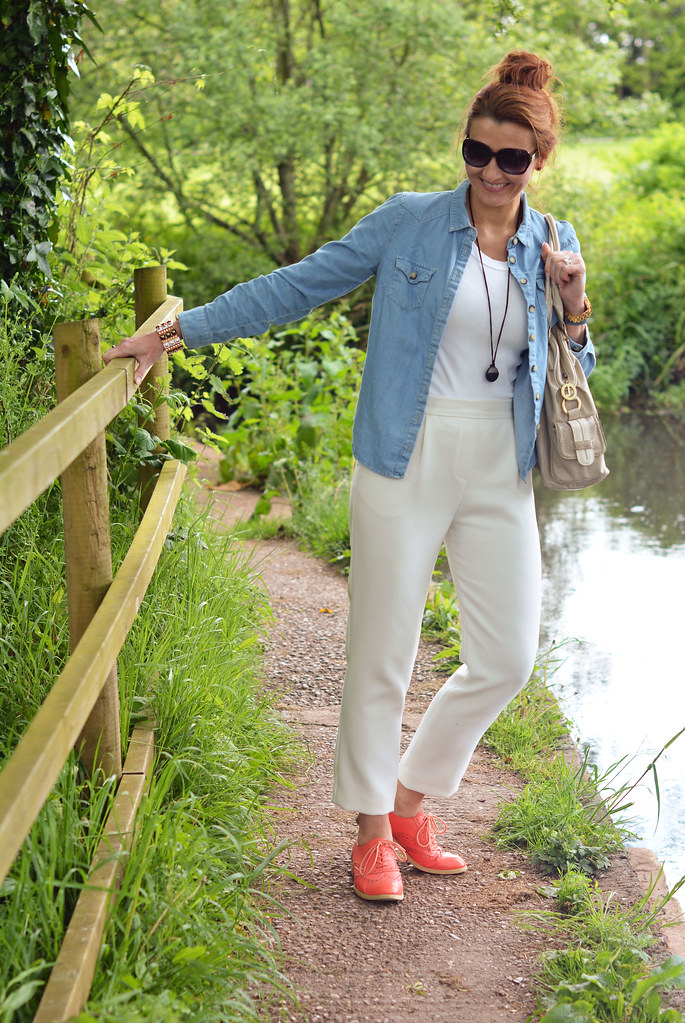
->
[[564, 257, 573, 266]]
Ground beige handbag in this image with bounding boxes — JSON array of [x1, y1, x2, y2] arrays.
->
[[535, 214, 609, 491]]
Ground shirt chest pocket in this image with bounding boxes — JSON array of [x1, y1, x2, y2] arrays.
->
[[388, 257, 436, 310]]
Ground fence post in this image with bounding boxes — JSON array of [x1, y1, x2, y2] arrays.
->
[[54, 319, 122, 780], [134, 265, 170, 508]]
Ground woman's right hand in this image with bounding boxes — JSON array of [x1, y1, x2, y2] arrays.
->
[[102, 330, 165, 386]]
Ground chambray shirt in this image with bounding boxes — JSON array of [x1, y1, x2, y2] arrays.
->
[[178, 178, 595, 481]]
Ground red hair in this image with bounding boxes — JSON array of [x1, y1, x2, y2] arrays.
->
[[465, 52, 562, 161]]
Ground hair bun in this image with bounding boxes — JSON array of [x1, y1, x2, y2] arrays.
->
[[465, 50, 561, 160], [494, 51, 553, 92]]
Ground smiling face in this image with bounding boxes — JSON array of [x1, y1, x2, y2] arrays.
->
[[464, 116, 545, 217]]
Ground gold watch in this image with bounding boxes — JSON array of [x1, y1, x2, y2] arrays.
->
[[564, 296, 592, 325]]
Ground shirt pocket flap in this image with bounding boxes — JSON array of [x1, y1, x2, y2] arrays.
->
[[395, 257, 436, 285]]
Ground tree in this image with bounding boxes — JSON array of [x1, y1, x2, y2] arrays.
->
[[72, 0, 631, 284], [0, 0, 96, 288], [615, 0, 685, 113]]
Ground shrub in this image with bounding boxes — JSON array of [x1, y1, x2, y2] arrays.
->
[[542, 130, 685, 409], [208, 309, 364, 491]]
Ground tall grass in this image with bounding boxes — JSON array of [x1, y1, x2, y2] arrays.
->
[[521, 870, 685, 1020], [1, 497, 300, 1021], [290, 466, 351, 571], [0, 318, 301, 1020]]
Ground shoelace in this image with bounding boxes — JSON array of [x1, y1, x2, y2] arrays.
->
[[355, 839, 407, 875], [415, 813, 448, 850]]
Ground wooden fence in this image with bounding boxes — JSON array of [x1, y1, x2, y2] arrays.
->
[[0, 266, 187, 1021]]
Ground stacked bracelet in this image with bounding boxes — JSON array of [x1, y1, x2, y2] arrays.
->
[[564, 296, 592, 325], [156, 319, 184, 354]]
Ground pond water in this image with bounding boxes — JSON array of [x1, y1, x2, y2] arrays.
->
[[535, 413, 685, 890]]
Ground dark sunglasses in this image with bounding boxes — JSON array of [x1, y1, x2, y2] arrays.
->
[[462, 137, 536, 176]]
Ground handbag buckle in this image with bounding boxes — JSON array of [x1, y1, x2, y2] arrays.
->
[[561, 382, 581, 415]]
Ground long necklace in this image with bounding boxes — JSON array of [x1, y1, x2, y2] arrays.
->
[[468, 192, 511, 383]]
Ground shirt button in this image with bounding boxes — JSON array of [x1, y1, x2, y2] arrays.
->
[[529, 304, 535, 313], [529, 333, 535, 341], [509, 256, 516, 264], [513, 237, 519, 245], [520, 276, 527, 284], [409, 271, 417, 280], [535, 393, 541, 401], [532, 364, 537, 372]]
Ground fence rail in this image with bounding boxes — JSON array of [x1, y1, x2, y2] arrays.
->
[[0, 294, 181, 536], [0, 265, 186, 1021], [0, 457, 185, 881]]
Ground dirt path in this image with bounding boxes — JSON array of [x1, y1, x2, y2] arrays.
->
[[256, 539, 670, 1023], [188, 454, 685, 1022]]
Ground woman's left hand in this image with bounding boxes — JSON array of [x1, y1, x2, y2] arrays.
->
[[103, 330, 165, 386], [540, 241, 587, 317]]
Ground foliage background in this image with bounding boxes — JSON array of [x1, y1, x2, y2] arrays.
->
[[53, 0, 684, 417], [0, 0, 96, 288], [2, 1, 685, 1017], [67, 0, 676, 300]]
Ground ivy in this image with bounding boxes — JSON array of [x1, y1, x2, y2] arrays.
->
[[0, 0, 97, 289]]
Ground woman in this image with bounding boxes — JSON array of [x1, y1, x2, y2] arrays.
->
[[105, 51, 594, 902]]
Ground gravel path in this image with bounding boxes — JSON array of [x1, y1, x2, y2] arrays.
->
[[188, 457, 685, 1022]]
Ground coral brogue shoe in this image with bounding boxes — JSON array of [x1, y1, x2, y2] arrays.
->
[[351, 838, 407, 901], [389, 811, 467, 875]]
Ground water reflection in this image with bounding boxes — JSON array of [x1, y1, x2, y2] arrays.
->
[[535, 413, 685, 889]]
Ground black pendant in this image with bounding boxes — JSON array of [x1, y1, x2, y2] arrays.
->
[[485, 364, 499, 382]]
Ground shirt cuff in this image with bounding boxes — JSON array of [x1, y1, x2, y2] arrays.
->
[[177, 306, 213, 350]]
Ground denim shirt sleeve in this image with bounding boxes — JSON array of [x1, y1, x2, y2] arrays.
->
[[178, 196, 403, 349]]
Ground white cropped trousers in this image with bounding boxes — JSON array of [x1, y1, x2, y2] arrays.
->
[[332, 398, 542, 815]]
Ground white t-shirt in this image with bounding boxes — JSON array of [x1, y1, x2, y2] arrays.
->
[[429, 247, 528, 400]]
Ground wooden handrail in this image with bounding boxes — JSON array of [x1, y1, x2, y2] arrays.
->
[[33, 716, 157, 1023], [0, 458, 186, 885], [0, 267, 190, 1018], [0, 294, 181, 536]]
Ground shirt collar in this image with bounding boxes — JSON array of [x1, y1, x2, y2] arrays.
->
[[449, 179, 533, 246]]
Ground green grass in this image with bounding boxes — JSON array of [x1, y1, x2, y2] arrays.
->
[[290, 468, 352, 571], [0, 495, 301, 1022], [421, 579, 463, 674], [555, 136, 637, 186], [492, 751, 631, 876], [521, 871, 685, 1021]]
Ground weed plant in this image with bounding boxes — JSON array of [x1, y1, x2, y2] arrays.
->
[[478, 642, 685, 1017], [492, 752, 630, 875], [290, 466, 352, 570], [207, 310, 363, 493], [521, 871, 685, 1021], [421, 579, 463, 674]]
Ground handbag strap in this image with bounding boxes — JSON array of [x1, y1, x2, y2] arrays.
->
[[544, 213, 567, 329]]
